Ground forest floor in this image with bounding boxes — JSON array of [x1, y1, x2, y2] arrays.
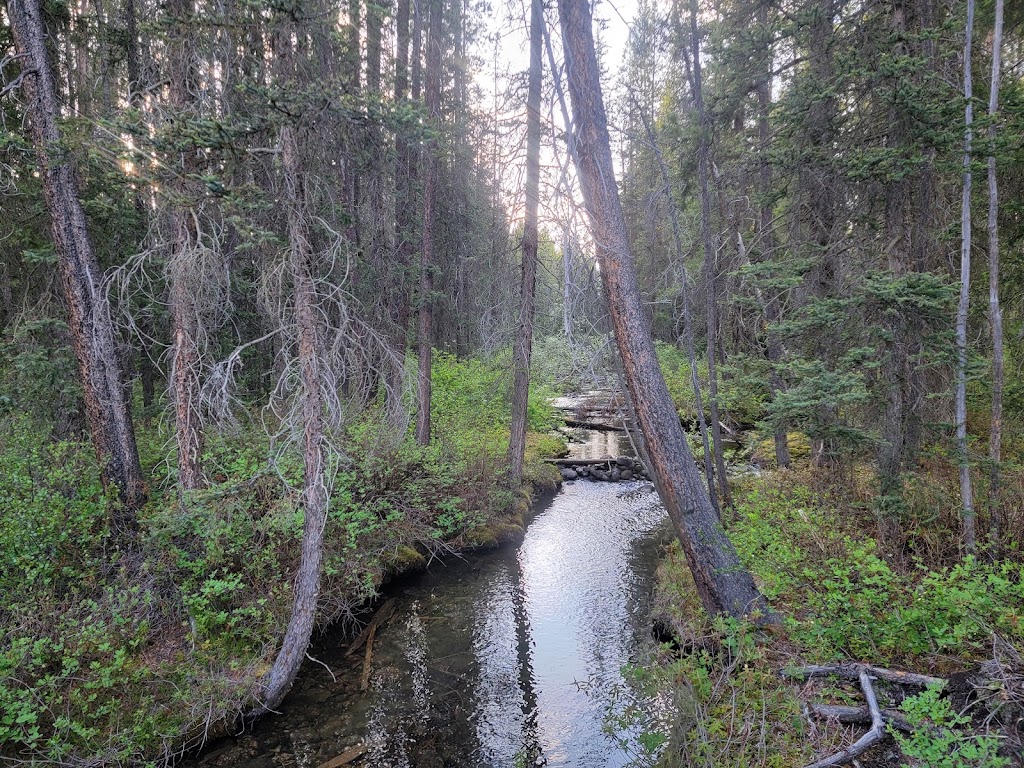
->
[[645, 461, 1024, 768]]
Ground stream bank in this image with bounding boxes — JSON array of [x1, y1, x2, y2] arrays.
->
[[185, 424, 671, 768]]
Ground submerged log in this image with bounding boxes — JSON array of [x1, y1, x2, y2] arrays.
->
[[564, 418, 627, 431]]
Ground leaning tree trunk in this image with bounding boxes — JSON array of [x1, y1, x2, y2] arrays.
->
[[415, 0, 441, 446], [8, 0, 146, 531], [956, 0, 976, 554], [254, 122, 330, 713], [557, 0, 774, 621], [507, 0, 543, 485], [633, 98, 717, 510], [987, 0, 1004, 554]]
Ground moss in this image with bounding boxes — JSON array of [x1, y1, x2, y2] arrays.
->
[[386, 545, 427, 573]]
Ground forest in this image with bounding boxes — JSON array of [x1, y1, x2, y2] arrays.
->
[[1, 0, 1023, 763]]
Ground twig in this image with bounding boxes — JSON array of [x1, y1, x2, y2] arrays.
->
[[783, 663, 947, 690], [804, 671, 885, 768]]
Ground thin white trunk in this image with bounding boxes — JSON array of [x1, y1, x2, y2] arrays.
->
[[956, 0, 976, 553], [987, 0, 1004, 552]]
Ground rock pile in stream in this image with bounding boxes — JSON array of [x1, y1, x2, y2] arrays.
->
[[558, 456, 650, 483]]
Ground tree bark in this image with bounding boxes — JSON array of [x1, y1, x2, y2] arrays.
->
[[987, 0, 1004, 554], [956, 0, 976, 553], [507, 0, 542, 484], [688, 0, 730, 510], [415, 0, 441, 446], [167, 0, 206, 491], [385, 0, 413, 428], [8, 0, 146, 530], [557, 0, 774, 622]]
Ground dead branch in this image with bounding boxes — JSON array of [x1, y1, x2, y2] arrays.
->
[[804, 671, 885, 768], [783, 663, 947, 690], [344, 598, 396, 658]]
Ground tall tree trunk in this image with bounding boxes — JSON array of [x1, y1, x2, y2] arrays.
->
[[557, 0, 774, 622], [8, 0, 146, 530], [986, 0, 1004, 554], [386, 0, 413, 427], [167, 0, 206, 491], [688, 0, 730, 510], [753, 3, 790, 469], [956, 0, 976, 553], [415, 0, 441, 446], [507, 0, 543, 485]]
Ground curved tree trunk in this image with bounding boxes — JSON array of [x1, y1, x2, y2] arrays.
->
[[507, 0, 543, 484], [8, 0, 146, 531], [254, 122, 329, 713], [557, 0, 774, 622]]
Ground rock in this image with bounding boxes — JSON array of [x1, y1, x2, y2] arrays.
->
[[616, 456, 633, 467], [560, 468, 578, 480], [592, 469, 608, 481], [621, 470, 633, 481], [610, 468, 621, 481]]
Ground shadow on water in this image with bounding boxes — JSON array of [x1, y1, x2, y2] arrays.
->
[[187, 430, 669, 768]]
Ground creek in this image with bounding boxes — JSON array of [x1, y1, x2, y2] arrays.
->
[[188, 425, 670, 768]]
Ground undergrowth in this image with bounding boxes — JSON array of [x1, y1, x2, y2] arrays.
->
[[0, 353, 563, 766], [643, 469, 1024, 768]]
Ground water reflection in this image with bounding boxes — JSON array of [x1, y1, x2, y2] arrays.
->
[[187, 439, 667, 768]]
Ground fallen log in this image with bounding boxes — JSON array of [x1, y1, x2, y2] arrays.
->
[[360, 623, 377, 691], [783, 663, 947, 690], [804, 671, 885, 768], [808, 703, 912, 733], [546, 457, 632, 467]]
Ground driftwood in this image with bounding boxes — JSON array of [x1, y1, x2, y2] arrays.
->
[[783, 663, 947, 690], [317, 744, 367, 768], [805, 671, 885, 768], [345, 598, 396, 657], [808, 703, 912, 733]]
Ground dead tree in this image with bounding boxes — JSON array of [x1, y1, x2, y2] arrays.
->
[[507, 0, 543, 484], [987, 0, 1005, 552], [956, 0, 976, 553], [7, 0, 146, 530], [166, 0, 207, 491], [557, 0, 774, 621]]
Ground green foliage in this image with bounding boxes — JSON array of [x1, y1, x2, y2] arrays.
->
[[892, 685, 1008, 768], [726, 484, 1024, 663]]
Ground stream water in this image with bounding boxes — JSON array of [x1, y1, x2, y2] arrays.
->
[[188, 428, 669, 768]]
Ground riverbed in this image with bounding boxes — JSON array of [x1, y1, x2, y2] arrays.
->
[[187, 429, 669, 768]]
